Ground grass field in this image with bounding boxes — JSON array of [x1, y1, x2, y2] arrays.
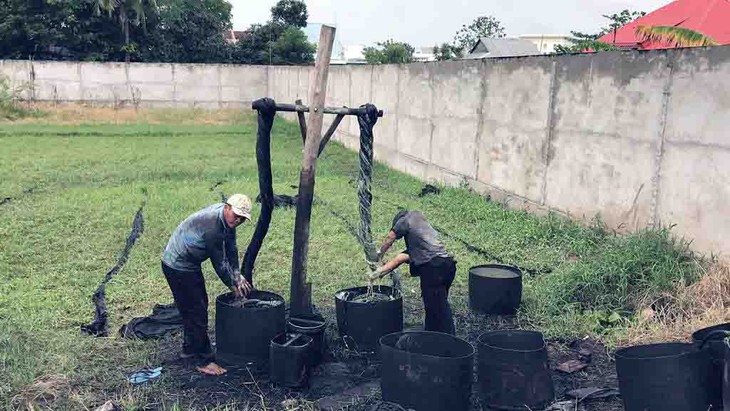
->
[[0, 105, 708, 410]]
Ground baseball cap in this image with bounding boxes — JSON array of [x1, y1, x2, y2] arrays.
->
[[225, 194, 252, 220]]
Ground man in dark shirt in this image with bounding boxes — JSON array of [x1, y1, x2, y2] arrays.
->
[[369, 210, 457, 335], [162, 194, 253, 375]]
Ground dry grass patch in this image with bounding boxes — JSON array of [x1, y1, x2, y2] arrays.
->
[[621, 261, 730, 345], [11, 375, 70, 411], [4, 103, 250, 126]]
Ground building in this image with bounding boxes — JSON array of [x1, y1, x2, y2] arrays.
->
[[303, 22, 350, 64], [596, 0, 730, 50], [463, 37, 540, 59], [518, 34, 571, 54], [223, 29, 246, 44], [413, 46, 436, 62], [341, 44, 367, 64]]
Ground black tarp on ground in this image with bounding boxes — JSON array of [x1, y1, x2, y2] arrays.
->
[[119, 303, 184, 339]]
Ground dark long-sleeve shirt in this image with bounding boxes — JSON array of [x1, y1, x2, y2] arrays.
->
[[162, 203, 239, 287]]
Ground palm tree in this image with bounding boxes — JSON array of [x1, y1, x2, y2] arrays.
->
[[635, 25, 718, 48], [94, 0, 159, 62]]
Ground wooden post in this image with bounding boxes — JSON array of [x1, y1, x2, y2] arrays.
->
[[295, 98, 307, 143], [318, 113, 345, 157], [290, 25, 336, 316]]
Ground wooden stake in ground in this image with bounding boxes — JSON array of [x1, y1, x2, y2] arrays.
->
[[290, 25, 336, 316]]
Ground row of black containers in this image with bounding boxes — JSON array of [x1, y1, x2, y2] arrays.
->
[[470, 264, 730, 411], [214, 265, 730, 411]]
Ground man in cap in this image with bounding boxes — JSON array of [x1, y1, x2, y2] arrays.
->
[[161, 194, 253, 375], [368, 209, 457, 335]]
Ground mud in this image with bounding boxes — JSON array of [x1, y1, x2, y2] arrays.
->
[[226, 298, 284, 309], [351, 293, 394, 303]]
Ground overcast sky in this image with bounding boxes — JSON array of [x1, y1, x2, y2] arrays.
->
[[229, 0, 671, 46]]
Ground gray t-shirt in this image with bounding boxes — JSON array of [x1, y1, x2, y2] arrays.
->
[[162, 203, 239, 287], [392, 211, 449, 266]]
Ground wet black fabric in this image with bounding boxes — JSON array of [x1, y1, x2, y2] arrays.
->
[[257, 193, 298, 208], [357, 104, 378, 258], [418, 184, 441, 197], [81, 206, 144, 337], [119, 303, 183, 339], [161, 262, 212, 358], [414, 256, 457, 335], [243, 98, 277, 286]]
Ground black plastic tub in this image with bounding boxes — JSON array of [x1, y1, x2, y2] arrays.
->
[[692, 322, 730, 408], [722, 347, 730, 410], [380, 331, 474, 411], [287, 313, 327, 366], [215, 291, 286, 366], [335, 286, 402, 351], [469, 265, 522, 315], [270, 332, 312, 388], [477, 330, 554, 410], [615, 342, 712, 411]]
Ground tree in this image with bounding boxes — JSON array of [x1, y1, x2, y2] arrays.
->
[[0, 0, 72, 60], [94, 0, 159, 61], [0, 0, 125, 61], [553, 32, 619, 54], [433, 43, 463, 61], [635, 26, 718, 48], [234, 24, 273, 65], [232, 0, 314, 65], [0, 0, 310, 64], [271, 26, 315, 64], [233, 22, 313, 65], [138, 0, 233, 63], [363, 40, 414, 64], [555, 9, 645, 53], [452, 16, 505, 52], [271, 0, 307, 28], [601, 9, 646, 45]]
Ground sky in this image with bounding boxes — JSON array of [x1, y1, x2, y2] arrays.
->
[[229, 0, 671, 47]]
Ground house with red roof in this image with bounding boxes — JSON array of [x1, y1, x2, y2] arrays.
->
[[597, 0, 730, 49]]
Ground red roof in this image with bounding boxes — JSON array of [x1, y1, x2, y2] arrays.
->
[[597, 0, 730, 49]]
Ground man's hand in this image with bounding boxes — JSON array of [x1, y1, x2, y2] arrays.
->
[[231, 274, 253, 298], [368, 267, 384, 282]]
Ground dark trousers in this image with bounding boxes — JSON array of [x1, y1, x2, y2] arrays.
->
[[415, 257, 457, 335], [162, 262, 213, 362]]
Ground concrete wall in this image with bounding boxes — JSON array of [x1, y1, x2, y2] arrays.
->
[[2, 48, 730, 257], [0, 60, 268, 107]]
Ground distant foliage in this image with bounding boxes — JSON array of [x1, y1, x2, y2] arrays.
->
[[555, 9, 646, 53], [363, 40, 414, 64], [0, 0, 315, 65], [453, 16, 506, 53]]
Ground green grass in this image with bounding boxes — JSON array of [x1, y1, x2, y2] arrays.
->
[[0, 108, 702, 409]]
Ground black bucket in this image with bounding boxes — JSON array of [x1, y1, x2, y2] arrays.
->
[[615, 342, 712, 411], [270, 332, 312, 388], [469, 265, 522, 315], [287, 313, 327, 366], [692, 323, 730, 408], [380, 331, 474, 411], [722, 343, 730, 410], [335, 286, 402, 351], [215, 290, 286, 366], [477, 330, 554, 410]]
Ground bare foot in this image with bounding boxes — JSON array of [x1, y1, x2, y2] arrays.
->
[[196, 362, 227, 376]]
